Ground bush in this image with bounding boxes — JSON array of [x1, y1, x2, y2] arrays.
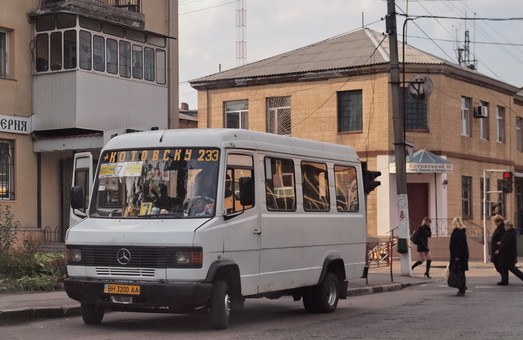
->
[[0, 207, 66, 292]]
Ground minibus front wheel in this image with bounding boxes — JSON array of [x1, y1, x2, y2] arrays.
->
[[81, 303, 105, 325], [209, 280, 231, 329]]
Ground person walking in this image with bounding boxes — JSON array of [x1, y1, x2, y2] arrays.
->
[[449, 217, 469, 296], [494, 221, 523, 285], [411, 217, 433, 278], [491, 215, 506, 282]]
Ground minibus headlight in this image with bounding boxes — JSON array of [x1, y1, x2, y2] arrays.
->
[[66, 248, 82, 263], [174, 249, 202, 266]]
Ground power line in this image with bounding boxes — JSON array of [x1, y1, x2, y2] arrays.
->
[[399, 14, 523, 21]]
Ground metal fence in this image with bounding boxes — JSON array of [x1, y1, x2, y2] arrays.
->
[[43, 226, 62, 243], [97, 0, 141, 13]]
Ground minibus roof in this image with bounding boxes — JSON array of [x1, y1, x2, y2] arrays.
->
[[104, 129, 360, 163]]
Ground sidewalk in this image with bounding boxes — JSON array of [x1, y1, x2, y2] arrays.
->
[[0, 260, 494, 325]]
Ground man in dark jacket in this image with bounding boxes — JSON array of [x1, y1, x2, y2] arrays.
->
[[495, 221, 523, 285], [490, 215, 506, 279]]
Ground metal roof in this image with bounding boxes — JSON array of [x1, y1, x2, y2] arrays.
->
[[192, 28, 448, 83]]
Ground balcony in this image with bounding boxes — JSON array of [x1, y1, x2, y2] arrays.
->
[[38, 0, 144, 28]]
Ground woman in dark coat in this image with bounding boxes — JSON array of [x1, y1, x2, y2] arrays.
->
[[449, 217, 469, 296], [490, 215, 506, 281], [411, 217, 433, 278], [495, 221, 523, 285]]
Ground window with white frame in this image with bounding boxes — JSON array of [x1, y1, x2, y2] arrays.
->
[[0, 30, 8, 78], [461, 96, 471, 136], [480, 102, 489, 140], [267, 96, 291, 135], [224, 100, 248, 129], [496, 106, 505, 143], [517, 117, 523, 152], [0, 140, 14, 200]]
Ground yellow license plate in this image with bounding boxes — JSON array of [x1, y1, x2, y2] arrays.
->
[[103, 284, 141, 295]]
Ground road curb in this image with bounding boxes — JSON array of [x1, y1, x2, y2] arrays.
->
[[0, 306, 81, 325]]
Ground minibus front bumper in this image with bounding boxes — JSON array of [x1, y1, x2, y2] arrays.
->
[[64, 278, 213, 312]]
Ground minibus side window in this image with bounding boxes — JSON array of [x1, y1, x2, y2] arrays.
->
[[301, 161, 330, 212], [265, 157, 296, 211], [334, 165, 359, 212], [225, 154, 254, 213]]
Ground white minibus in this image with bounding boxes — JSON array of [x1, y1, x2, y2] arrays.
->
[[65, 129, 367, 329]]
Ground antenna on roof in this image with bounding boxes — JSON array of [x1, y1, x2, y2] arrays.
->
[[236, 0, 247, 66]]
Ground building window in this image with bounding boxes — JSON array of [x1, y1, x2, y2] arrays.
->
[[119, 40, 131, 78], [301, 162, 330, 212], [0, 30, 9, 78], [461, 96, 471, 136], [79, 30, 92, 70], [462, 176, 472, 218], [517, 117, 523, 152], [224, 100, 248, 129], [267, 96, 291, 135], [403, 88, 428, 130], [155, 49, 166, 85], [0, 140, 14, 201], [334, 165, 359, 212], [497, 106, 505, 143], [93, 35, 105, 72], [144, 47, 154, 81], [265, 157, 296, 211], [480, 102, 489, 140], [338, 90, 362, 132]]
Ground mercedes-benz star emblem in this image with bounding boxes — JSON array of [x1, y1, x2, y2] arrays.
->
[[116, 248, 131, 265]]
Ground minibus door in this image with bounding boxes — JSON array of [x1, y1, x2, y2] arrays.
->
[[222, 152, 261, 296], [69, 152, 93, 227]]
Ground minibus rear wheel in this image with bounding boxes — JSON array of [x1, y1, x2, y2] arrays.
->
[[209, 280, 231, 329], [303, 272, 339, 313], [81, 303, 104, 325]]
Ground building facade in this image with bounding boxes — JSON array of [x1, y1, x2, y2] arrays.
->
[[0, 0, 178, 241], [190, 28, 523, 239]]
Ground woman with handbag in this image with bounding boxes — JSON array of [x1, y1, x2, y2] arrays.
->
[[411, 217, 433, 278], [449, 217, 469, 296]]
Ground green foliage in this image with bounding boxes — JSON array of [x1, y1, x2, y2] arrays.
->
[[0, 205, 20, 256], [0, 207, 66, 292]]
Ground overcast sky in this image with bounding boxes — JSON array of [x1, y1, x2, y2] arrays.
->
[[178, 0, 523, 109]]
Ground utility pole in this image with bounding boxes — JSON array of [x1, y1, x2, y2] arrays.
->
[[387, 0, 411, 276]]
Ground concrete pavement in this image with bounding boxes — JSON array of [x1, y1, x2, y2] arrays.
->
[[0, 260, 497, 325]]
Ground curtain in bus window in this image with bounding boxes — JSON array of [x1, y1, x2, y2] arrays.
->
[[334, 165, 359, 212], [265, 157, 296, 211]]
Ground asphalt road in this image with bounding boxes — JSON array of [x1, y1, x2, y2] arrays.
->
[[1, 267, 522, 339]]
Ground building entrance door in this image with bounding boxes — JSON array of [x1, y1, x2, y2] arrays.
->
[[407, 183, 429, 234]]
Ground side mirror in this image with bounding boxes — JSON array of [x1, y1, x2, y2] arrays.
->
[[239, 177, 254, 206], [70, 186, 85, 210]]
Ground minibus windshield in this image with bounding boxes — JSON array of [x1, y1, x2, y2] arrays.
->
[[90, 147, 220, 219]]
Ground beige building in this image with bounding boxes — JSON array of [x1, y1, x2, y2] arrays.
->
[[0, 0, 178, 241], [190, 28, 523, 240]]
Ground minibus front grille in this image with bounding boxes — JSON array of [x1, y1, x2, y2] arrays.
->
[[95, 267, 156, 277], [70, 246, 202, 268]]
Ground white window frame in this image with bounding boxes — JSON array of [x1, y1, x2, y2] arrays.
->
[[496, 106, 505, 143], [479, 102, 489, 140], [461, 96, 471, 136], [0, 30, 9, 78], [224, 100, 249, 129], [267, 96, 291, 135]]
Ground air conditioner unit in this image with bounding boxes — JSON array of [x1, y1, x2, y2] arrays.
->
[[474, 105, 488, 118]]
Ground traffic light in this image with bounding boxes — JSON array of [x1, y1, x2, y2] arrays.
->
[[502, 171, 513, 193], [490, 202, 502, 216], [362, 161, 381, 194]]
